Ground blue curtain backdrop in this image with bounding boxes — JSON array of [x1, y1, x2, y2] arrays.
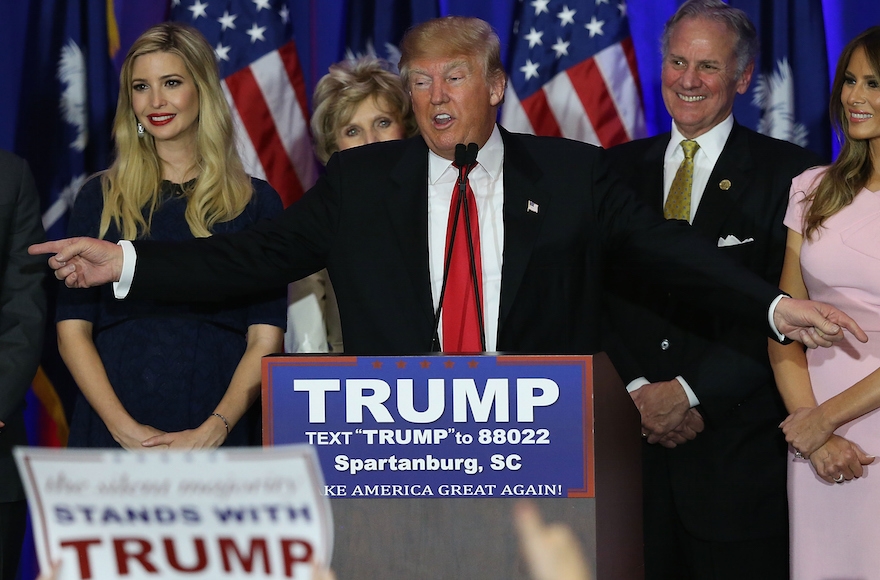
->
[[3, 0, 879, 154]]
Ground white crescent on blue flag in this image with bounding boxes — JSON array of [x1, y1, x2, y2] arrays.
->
[[501, 0, 646, 147], [15, 0, 116, 238]]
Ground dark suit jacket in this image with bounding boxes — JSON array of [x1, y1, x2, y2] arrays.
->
[[604, 123, 823, 542], [130, 127, 783, 356], [0, 151, 46, 502]]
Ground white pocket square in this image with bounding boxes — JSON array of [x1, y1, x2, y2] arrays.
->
[[717, 235, 754, 247]]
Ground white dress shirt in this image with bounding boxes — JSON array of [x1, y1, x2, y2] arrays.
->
[[663, 115, 734, 224], [428, 125, 504, 352]]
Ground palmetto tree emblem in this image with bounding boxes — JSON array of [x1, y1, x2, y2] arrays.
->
[[752, 57, 810, 148]]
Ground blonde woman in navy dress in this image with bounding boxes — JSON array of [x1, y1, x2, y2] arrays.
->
[[57, 23, 285, 449]]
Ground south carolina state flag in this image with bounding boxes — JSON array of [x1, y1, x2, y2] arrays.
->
[[502, 0, 646, 147], [731, 0, 831, 160], [342, 0, 438, 65]]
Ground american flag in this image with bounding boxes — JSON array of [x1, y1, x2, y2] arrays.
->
[[171, 0, 316, 206], [501, 0, 646, 147]]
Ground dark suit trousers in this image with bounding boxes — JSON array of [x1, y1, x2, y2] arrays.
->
[[643, 442, 789, 580], [0, 499, 26, 580]]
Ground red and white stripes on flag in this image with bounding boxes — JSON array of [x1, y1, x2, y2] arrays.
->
[[502, 0, 646, 148], [223, 41, 316, 207], [172, 1, 317, 208]]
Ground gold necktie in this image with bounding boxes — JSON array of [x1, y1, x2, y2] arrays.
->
[[664, 139, 700, 221]]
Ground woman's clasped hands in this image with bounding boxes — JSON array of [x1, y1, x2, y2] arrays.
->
[[782, 406, 875, 484]]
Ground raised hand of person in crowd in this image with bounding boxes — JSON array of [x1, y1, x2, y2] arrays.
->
[[773, 297, 868, 348], [29, 238, 124, 288], [514, 499, 593, 580], [36, 561, 61, 580], [805, 434, 875, 484], [312, 562, 337, 580]]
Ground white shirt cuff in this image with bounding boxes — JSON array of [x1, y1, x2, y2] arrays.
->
[[675, 375, 700, 407], [625, 377, 650, 393], [113, 240, 136, 299], [626, 376, 700, 408], [768, 294, 787, 342]]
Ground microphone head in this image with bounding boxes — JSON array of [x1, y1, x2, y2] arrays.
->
[[454, 144, 468, 167], [466, 143, 478, 165]]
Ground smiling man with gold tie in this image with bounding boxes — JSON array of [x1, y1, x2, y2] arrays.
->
[[603, 1, 824, 578]]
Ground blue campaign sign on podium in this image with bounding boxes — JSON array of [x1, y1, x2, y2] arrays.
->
[[263, 352, 643, 580], [263, 355, 597, 499]]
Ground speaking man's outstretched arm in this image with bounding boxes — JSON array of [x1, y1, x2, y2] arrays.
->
[[773, 297, 868, 348], [29, 238, 123, 288]]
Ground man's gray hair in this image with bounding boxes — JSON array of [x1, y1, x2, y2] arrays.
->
[[661, 0, 759, 78]]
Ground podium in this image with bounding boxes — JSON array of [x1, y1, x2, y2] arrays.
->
[[263, 353, 642, 580]]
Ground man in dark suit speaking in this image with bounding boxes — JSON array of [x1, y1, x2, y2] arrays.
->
[[603, 1, 823, 577], [32, 16, 861, 357]]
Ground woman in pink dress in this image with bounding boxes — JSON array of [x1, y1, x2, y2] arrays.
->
[[769, 26, 880, 579]]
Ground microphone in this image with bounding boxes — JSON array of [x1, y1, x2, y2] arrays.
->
[[453, 144, 478, 207], [431, 143, 486, 352], [453, 143, 478, 200], [466, 142, 478, 165], [454, 143, 469, 169], [454, 142, 478, 169]]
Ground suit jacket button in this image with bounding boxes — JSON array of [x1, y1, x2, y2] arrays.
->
[[660, 339, 670, 351]]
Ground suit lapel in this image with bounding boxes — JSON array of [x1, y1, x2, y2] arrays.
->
[[636, 136, 668, 210], [497, 128, 547, 334], [385, 137, 435, 326], [692, 123, 753, 238]]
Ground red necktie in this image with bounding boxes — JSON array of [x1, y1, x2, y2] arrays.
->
[[442, 167, 483, 352]]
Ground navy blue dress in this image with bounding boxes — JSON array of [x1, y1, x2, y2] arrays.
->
[[57, 177, 286, 448]]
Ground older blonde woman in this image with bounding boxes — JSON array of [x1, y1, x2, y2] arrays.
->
[[286, 56, 417, 353]]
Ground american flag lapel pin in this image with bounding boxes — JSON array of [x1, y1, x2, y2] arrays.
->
[[527, 200, 539, 214]]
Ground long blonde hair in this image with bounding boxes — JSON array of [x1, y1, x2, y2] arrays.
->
[[100, 22, 251, 240], [804, 26, 880, 239]]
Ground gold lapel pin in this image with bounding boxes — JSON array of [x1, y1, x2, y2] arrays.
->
[[719, 179, 731, 191]]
